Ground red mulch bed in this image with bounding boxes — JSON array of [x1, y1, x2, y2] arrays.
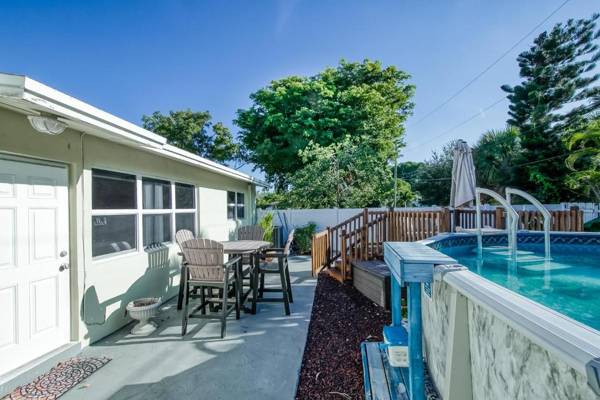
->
[[295, 272, 391, 400]]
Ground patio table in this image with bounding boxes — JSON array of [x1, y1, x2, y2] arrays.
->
[[221, 240, 271, 314]]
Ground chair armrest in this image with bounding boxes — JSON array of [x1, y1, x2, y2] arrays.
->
[[224, 256, 242, 270]]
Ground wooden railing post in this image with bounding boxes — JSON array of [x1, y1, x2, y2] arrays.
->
[[441, 208, 451, 233], [325, 226, 331, 265], [385, 207, 394, 242], [570, 206, 582, 232], [362, 208, 368, 260], [341, 229, 347, 281], [495, 207, 504, 229], [453, 208, 461, 232]]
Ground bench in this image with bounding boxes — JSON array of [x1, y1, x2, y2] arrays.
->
[[361, 341, 410, 400], [352, 260, 391, 309]]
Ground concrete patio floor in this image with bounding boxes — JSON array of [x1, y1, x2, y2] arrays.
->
[[62, 256, 316, 400]]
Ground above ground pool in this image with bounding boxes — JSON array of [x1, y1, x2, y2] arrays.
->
[[428, 232, 600, 331]]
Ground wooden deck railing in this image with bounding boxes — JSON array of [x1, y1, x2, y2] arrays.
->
[[453, 207, 583, 232], [339, 212, 389, 280], [311, 205, 585, 279], [312, 208, 448, 279], [311, 229, 330, 276]]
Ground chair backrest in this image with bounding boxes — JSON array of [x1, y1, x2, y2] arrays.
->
[[180, 238, 225, 281], [238, 225, 265, 241], [283, 229, 295, 256], [175, 229, 195, 250]]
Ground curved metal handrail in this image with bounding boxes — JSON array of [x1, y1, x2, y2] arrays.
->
[[506, 187, 551, 260], [476, 187, 519, 258]]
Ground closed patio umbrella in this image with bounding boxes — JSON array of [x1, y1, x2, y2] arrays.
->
[[450, 140, 476, 207]]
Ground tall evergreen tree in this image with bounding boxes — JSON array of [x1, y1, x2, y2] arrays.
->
[[501, 14, 600, 202]]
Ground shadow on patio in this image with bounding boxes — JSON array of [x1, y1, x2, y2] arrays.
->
[[62, 256, 316, 400]]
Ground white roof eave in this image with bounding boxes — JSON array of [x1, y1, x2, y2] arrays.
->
[[0, 73, 267, 187]]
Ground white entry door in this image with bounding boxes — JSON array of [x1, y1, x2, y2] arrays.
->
[[0, 158, 70, 376]]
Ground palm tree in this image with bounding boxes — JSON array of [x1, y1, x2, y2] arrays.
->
[[473, 126, 521, 194], [565, 119, 600, 201]]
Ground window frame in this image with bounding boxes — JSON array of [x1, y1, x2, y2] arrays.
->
[[227, 190, 246, 221], [91, 167, 198, 260]]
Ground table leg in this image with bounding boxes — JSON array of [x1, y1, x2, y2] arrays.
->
[[236, 256, 244, 312], [251, 252, 259, 314], [177, 264, 186, 310]]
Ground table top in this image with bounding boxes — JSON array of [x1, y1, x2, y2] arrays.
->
[[221, 240, 271, 254]]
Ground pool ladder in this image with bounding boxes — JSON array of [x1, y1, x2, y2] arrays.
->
[[475, 187, 551, 261]]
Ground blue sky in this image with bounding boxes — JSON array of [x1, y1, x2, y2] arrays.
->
[[1, 0, 598, 175]]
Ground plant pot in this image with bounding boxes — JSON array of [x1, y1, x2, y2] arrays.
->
[[126, 297, 161, 335]]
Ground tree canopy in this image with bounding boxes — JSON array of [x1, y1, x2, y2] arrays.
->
[[285, 137, 413, 208], [142, 110, 239, 163], [236, 59, 415, 190], [473, 127, 521, 195], [566, 117, 600, 202], [400, 141, 456, 206], [501, 14, 600, 202]]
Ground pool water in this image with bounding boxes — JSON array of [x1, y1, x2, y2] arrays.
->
[[440, 245, 600, 331]]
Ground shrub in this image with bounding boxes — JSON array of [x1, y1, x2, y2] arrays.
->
[[259, 212, 274, 243], [293, 222, 317, 254]]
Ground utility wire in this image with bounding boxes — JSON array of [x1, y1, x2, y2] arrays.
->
[[400, 152, 571, 182], [404, 96, 506, 152], [408, 0, 572, 128]]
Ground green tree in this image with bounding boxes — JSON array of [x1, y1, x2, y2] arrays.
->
[[403, 141, 456, 206], [142, 110, 239, 163], [256, 191, 291, 209], [501, 15, 600, 202], [566, 118, 600, 201], [286, 137, 413, 208], [236, 59, 415, 190], [473, 127, 521, 194], [209, 122, 239, 163]]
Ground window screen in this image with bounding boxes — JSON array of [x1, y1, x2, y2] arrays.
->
[[175, 183, 195, 209], [142, 178, 171, 209], [92, 169, 136, 209], [176, 213, 196, 234], [92, 214, 137, 257], [143, 214, 172, 246]]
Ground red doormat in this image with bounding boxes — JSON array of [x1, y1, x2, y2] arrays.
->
[[3, 357, 110, 400]]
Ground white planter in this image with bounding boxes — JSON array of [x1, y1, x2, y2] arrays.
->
[[126, 298, 161, 335]]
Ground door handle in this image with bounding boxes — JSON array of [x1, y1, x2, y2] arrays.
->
[[59, 263, 69, 272]]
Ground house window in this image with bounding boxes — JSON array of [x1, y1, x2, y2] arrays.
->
[[227, 191, 245, 220], [175, 183, 195, 209], [91, 169, 198, 257], [237, 192, 245, 219], [227, 191, 236, 219], [175, 183, 197, 235], [142, 178, 171, 209], [91, 169, 137, 257], [92, 169, 136, 209], [142, 177, 173, 247]]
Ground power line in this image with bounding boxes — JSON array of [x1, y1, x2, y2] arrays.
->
[[400, 152, 570, 181], [404, 96, 506, 152], [408, 0, 572, 128]]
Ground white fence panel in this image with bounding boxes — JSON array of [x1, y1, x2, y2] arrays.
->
[[257, 202, 598, 232]]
